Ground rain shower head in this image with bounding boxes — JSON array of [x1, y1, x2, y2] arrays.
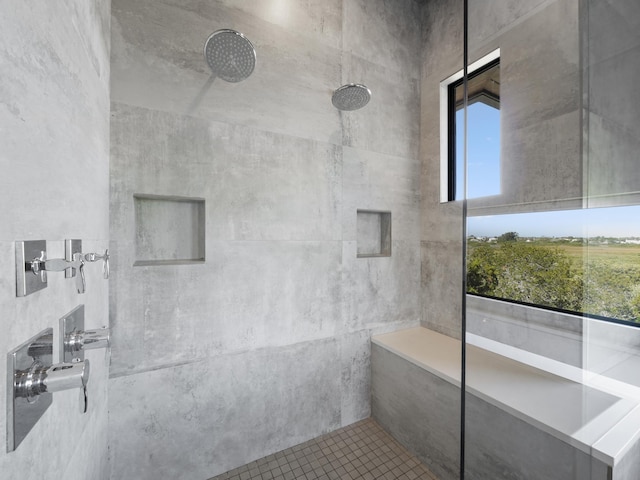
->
[[204, 29, 256, 83], [332, 84, 371, 111]]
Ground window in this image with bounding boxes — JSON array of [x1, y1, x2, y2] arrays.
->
[[467, 206, 640, 326], [440, 49, 501, 202]]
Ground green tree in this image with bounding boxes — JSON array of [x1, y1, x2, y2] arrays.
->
[[583, 262, 640, 322], [494, 243, 583, 310], [630, 285, 640, 322], [467, 244, 499, 295], [498, 231, 519, 242], [467, 241, 583, 311]]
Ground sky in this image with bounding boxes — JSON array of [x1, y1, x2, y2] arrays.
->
[[468, 207, 640, 238], [457, 103, 640, 238], [456, 103, 501, 200]]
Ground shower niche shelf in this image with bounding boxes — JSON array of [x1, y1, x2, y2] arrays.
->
[[134, 194, 205, 266], [357, 210, 391, 258]]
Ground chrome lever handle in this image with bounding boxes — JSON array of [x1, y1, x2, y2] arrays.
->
[[84, 249, 109, 279], [81, 385, 88, 414], [76, 257, 86, 294], [103, 249, 109, 279], [30, 252, 86, 293]]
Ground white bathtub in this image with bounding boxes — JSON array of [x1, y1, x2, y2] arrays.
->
[[371, 327, 640, 480]]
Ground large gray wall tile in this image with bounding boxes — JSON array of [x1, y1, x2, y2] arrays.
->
[[343, 0, 423, 81], [180, 0, 344, 50], [111, 103, 343, 242], [111, 0, 343, 144], [342, 241, 421, 333], [420, 0, 463, 81], [109, 338, 342, 480], [340, 331, 373, 426], [342, 146, 420, 242], [614, 436, 640, 480], [341, 53, 420, 159], [466, 296, 584, 367], [468, 0, 550, 49], [110, 240, 342, 375], [420, 241, 462, 339], [586, 39, 640, 203], [0, 0, 111, 478], [419, 0, 465, 338], [586, 0, 640, 66], [467, 0, 582, 211]]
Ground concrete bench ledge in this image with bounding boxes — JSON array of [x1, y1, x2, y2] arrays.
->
[[372, 327, 640, 479]]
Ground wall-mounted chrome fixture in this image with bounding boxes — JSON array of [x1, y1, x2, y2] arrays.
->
[[15, 240, 85, 296], [30, 251, 85, 293], [204, 29, 256, 83], [188, 29, 256, 114], [7, 328, 90, 452], [66, 239, 110, 280], [60, 305, 110, 364], [15, 240, 48, 296], [332, 84, 372, 111], [16, 240, 110, 297]]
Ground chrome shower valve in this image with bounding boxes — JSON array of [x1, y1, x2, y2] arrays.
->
[[30, 251, 86, 293], [8, 327, 92, 451], [14, 360, 90, 410], [65, 327, 110, 356]]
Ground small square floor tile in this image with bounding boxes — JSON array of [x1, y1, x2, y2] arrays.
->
[[208, 418, 440, 480]]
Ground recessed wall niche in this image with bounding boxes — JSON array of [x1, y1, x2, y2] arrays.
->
[[134, 194, 205, 266], [357, 210, 392, 258]]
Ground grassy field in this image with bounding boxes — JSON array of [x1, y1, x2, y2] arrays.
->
[[556, 243, 640, 267], [469, 240, 640, 266]]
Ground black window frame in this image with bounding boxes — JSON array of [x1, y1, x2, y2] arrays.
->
[[447, 57, 501, 202]]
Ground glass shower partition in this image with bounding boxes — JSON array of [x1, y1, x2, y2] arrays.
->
[[462, 0, 640, 479]]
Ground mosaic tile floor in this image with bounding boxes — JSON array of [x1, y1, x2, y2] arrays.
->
[[209, 418, 439, 480]]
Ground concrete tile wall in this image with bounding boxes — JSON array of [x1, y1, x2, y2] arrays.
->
[[614, 436, 640, 480], [466, 296, 584, 367], [419, 0, 464, 338], [0, 1, 111, 479], [419, 0, 584, 333], [467, 0, 582, 214], [109, 1, 423, 478], [110, 338, 342, 479], [585, 0, 640, 206]]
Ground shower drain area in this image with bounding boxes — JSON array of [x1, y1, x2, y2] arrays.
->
[[357, 210, 392, 258], [133, 194, 205, 266], [209, 418, 438, 480]]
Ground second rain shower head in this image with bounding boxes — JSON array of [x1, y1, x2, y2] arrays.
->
[[332, 84, 372, 111], [204, 29, 256, 83]]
